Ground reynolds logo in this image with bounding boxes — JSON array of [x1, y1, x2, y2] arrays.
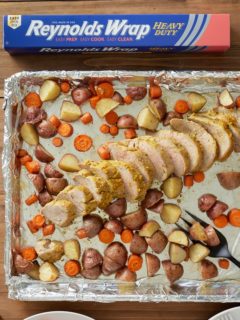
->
[[25, 19, 151, 40]]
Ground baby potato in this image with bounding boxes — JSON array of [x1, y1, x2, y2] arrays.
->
[[64, 239, 81, 260], [162, 260, 183, 284], [39, 80, 60, 102], [117, 114, 138, 129], [137, 107, 159, 131], [146, 230, 168, 254], [46, 178, 68, 196], [58, 153, 80, 172], [187, 92, 207, 112], [160, 204, 181, 224], [145, 253, 160, 277], [189, 243, 210, 263], [35, 239, 64, 263], [168, 230, 189, 247], [161, 177, 183, 199], [27, 262, 40, 280], [60, 100, 81, 122], [20, 123, 39, 146], [169, 243, 187, 264], [39, 262, 59, 282], [200, 259, 218, 280]]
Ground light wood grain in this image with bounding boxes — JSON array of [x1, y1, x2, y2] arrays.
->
[[1, 1, 240, 319]]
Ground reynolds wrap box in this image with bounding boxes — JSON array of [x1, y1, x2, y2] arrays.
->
[[3, 14, 230, 54]]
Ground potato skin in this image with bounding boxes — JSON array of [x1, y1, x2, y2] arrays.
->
[[102, 256, 122, 275], [38, 190, 53, 206], [198, 194, 217, 212], [130, 233, 148, 255], [200, 259, 218, 280], [72, 87, 91, 106], [104, 242, 128, 266], [44, 163, 63, 178], [25, 107, 47, 124], [14, 254, 35, 274], [163, 111, 182, 126], [149, 98, 166, 121], [205, 225, 220, 247], [146, 230, 168, 254], [36, 120, 57, 138], [145, 253, 160, 277], [81, 265, 102, 280], [141, 189, 163, 209], [28, 173, 45, 193], [217, 172, 240, 190], [104, 198, 127, 218], [149, 199, 164, 214], [117, 114, 138, 129], [35, 144, 54, 163], [104, 219, 123, 234], [46, 178, 68, 196], [115, 267, 137, 282], [126, 86, 147, 100], [207, 201, 228, 220], [162, 260, 183, 284], [120, 208, 147, 230], [82, 248, 103, 270], [112, 91, 124, 105], [83, 214, 103, 238]]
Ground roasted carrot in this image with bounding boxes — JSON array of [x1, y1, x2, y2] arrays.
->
[[89, 96, 100, 109], [96, 82, 114, 98], [213, 214, 228, 228], [174, 100, 189, 114], [97, 145, 110, 160], [149, 85, 162, 99], [25, 194, 38, 206], [228, 208, 240, 227], [20, 155, 32, 165], [32, 214, 46, 228], [60, 81, 70, 93], [52, 137, 63, 147], [218, 259, 230, 269], [193, 171, 205, 183], [49, 115, 61, 128], [128, 254, 143, 272], [76, 228, 87, 239], [121, 229, 133, 243], [100, 124, 110, 134], [74, 134, 93, 152], [105, 111, 119, 125], [58, 123, 73, 137], [109, 125, 119, 136], [42, 224, 55, 236], [81, 112, 93, 124], [17, 149, 28, 158], [124, 95, 133, 105], [98, 228, 115, 244], [236, 96, 240, 108], [27, 220, 39, 234], [25, 160, 40, 174], [24, 92, 42, 108], [184, 175, 194, 188], [64, 260, 81, 277], [124, 129, 137, 139], [21, 247, 37, 261]]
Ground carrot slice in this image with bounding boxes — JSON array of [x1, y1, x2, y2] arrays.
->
[[213, 214, 228, 228], [27, 220, 39, 233], [21, 247, 37, 261], [32, 214, 46, 228], [76, 228, 87, 239], [60, 81, 70, 93], [105, 111, 119, 125], [174, 100, 189, 114], [96, 82, 114, 98], [218, 259, 230, 269], [42, 224, 55, 236], [52, 137, 63, 147], [17, 149, 28, 158], [236, 96, 240, 109], [49, 115, 61, 128], [89, 96, 100, 109], [121, 229, 133, 243], [81, 112, 93, 124], [58, 123, 73, 137], [25, 194, 38, 206], [128, 254, 143, 272], [25, 160, 40, 174], [98, 228, 115, 244], [109, 125, 119, 136], [64, 260, 81, 277], [149, 85, 162, 99], [97, 145, 110, 160], [24, 92, 42, 108], [124, 95, 133, 105], [74, 135, 93, 152], [193, 171, 205, 183], [228, 208, 240, 227], [20, 155, 32, 165], [100, 124, 110, 134], [124, 129, 137, 139], [184, 175, 193, 187]]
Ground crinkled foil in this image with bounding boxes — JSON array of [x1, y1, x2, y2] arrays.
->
[[3, 70, 240, 302]]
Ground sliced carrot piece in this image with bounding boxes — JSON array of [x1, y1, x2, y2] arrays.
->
[[218, 259, 230, 269], [20, 155, 32, 165], [21, 247, 37, 261], [60, 81, 70, 93], [124, 95, 133, 105], [184, 175, 193, 187], [25, 194, 38, 206], [149, 85, 162, 99], [97, 145, 110, 160], [32, 214, 46, 228], [17, 149, 28, 158], [109, 125, 119, 136], [76, 228, 87, 239], [64, 260, 81, 277], [105, 111, 119, 125], [174, 100, 189, 114], [213, 214, 228, 228], [81, 112, 93, 124], [52, 137, 63, 147], [128, 254, 143, 272], [121, 229, 133, 243], [58, 123, 73, 137], [49, 115, 61, 128], [193, 171, 205, 183], [124, 129, 137, 139], [42, 224, 55, 236], [89, 96, 100, 109], [27, 220, 39, 234], [100, 124, 110, 134], [25, 160, 40, 174], [96, 82, 114, 98], [24, 92, 42, 108], [74, 135, 92, 152], [98, 228, 115, 244], [228, 208, 240, 227]]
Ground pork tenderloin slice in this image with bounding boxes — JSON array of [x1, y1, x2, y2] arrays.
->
[[156, 130, 202, 173], [189, 114, 233, 161], [108, 142, 154, 188], [73, 169, 112, 208], [170, 118, 217, 171], [41, 199, 76, 227], [128, 137, 174, 181]]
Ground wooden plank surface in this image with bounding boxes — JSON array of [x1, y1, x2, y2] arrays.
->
[[1, 1, 240, 319]]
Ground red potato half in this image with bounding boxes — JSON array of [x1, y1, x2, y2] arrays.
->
[[120, 208, 147, 230], [36, 120, 57, 138], [207, 201, 229, 220], [139, 220, 160, 237], [189, 222, 208, 242], [149, 199, 164, 214], [82, 248, 103, 270], [162, 260, 184, 284], [104, 219, 123, 234], [28, 173, 45, 193], [205, 225, 220, 247], [38, 190, 53, 206], [81, 265, 101, 280], [45, 178, 68, 196], [104, 198, 127, 218], [198, 194, 217, 212], [44, 163, 63, 178], [102, 256, 122, 275], [126, 86, 147, 100], [115, 267, 137, 282], [130, 233, 148, 255], [104, 242, 128, 267], [217, 172, 240, 190], [83, 214, 103, 238], [141, 189, 163, 209], [145, 253, 160, 277], [146, 230, 168, 254], [35, 144, 54, 163], [200, 259, 218, 280]]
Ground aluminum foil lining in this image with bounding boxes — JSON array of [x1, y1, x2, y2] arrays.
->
[[3, 70, 240, 302]]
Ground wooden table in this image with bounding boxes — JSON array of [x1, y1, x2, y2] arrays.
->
[[1, 0, 240, 319]]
